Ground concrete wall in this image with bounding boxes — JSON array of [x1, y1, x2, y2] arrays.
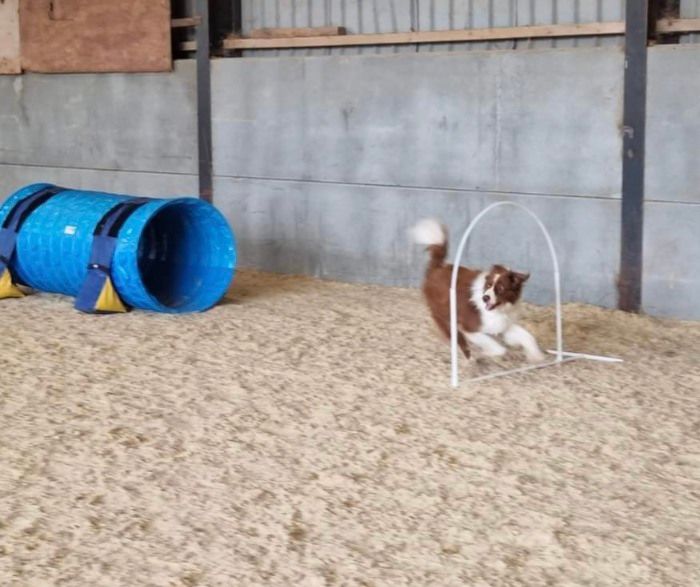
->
[[644, 45, 700, 319], [212, 46, 625, 312], [0, 45, 699, 319], [0, 60, 198, 197]]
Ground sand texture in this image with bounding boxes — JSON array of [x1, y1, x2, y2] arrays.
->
[[1, 270, 699, 586]]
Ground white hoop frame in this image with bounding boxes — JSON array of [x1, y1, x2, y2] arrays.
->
[[449, 201, 622, 388]]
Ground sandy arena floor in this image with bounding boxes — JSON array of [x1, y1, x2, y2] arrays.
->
[[1, 270, 699, 586]]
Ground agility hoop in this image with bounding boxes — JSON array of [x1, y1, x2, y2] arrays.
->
[[449, 201, 622, 388]]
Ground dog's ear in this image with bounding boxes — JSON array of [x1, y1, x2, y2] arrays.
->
[[510, 271, 530, 285]]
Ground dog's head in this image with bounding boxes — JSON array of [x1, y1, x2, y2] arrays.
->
[[481, 265, 530, 311]]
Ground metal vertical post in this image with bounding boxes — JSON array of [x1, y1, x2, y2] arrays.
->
[[196, 0, 213, 203], [618, 0, 650, 312]]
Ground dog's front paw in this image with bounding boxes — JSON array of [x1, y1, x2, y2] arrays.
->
[[482, 345, 507, 359], [526, 349, 546, 363]]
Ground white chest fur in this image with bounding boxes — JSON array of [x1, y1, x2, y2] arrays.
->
[[478, 306, 515, 335]]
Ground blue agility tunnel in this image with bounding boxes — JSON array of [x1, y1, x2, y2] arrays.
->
[[0, 184, 236, 313]]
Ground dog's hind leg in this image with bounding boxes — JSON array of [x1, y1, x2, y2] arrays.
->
[[432, 314, 470, 359]]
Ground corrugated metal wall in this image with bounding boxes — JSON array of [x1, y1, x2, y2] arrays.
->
[[681, 0, 700, 43], [416, 0, 625, 51], [237, 0, 628, 57]]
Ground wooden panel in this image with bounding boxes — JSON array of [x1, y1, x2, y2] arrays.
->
[[250, 26, 347, 39], [0, 0, 21, 74], [220, 21, 626, 50], [172, 17, 202, 29], [20, 0, 171, 73], [657, 17, 700, 32]]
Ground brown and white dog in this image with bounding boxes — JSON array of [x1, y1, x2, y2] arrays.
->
[[411, 218, 545, 363]]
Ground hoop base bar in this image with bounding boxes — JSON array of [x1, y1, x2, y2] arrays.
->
[[458, 357, 577, 385], [453, 351, 624, 388], [546, 350, 624, 363]]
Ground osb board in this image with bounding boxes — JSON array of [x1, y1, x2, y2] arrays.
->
[[0, 0, 21, 74], [20, 0, 171, 73]]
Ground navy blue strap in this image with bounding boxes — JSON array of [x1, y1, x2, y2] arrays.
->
[[0, 185, 65, 272], [86, 199, 148, 271], [75, 198, 148, 313], [94, 199, 149, 238]]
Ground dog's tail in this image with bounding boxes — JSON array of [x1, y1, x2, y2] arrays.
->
[[411, 218, 447, 270]]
